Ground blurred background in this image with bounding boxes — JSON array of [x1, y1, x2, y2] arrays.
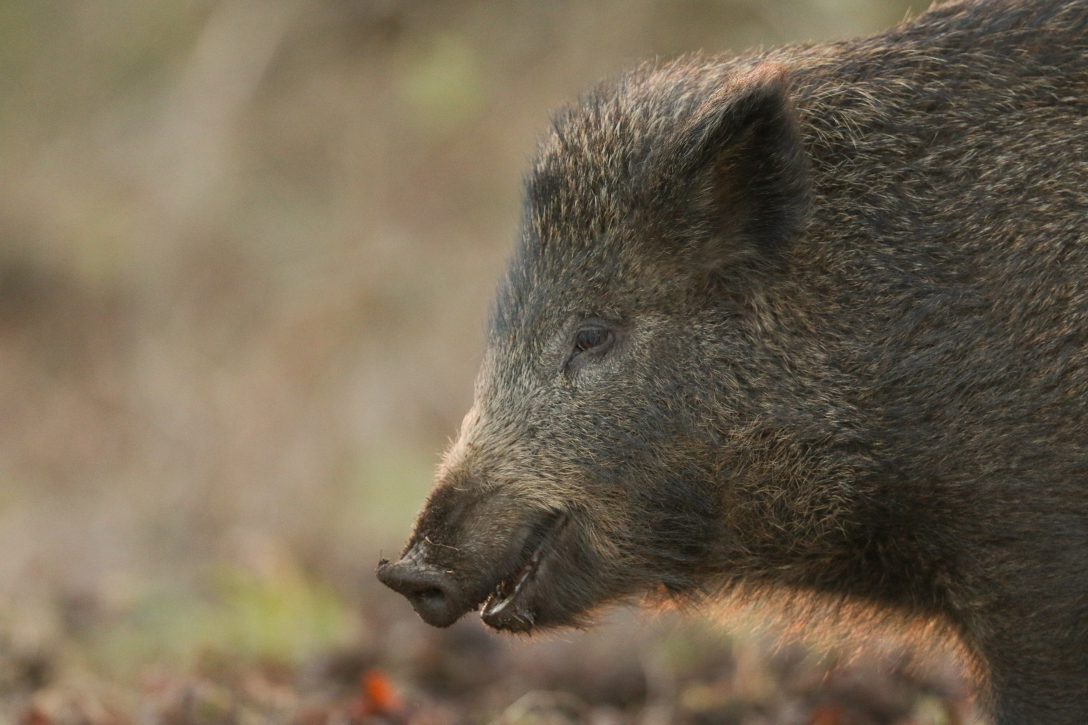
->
[[0, 1, 980, 723]]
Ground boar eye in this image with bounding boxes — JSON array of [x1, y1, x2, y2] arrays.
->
[[572, 327, 614, 356]]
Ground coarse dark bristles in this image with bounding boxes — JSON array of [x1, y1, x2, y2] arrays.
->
[[378, 2, 1088, 724]]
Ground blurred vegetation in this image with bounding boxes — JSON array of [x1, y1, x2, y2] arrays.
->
[[0, 0, 981, 722]]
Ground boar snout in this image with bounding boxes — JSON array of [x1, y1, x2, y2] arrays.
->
[[377, 550, 464, 628]]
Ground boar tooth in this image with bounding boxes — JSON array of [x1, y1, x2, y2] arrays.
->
[[485, 562, 536, 616], [487, 596, 512, 615]]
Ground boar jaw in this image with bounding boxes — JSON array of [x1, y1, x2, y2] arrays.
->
[[481, 511, 569, 632], [379, 496, 578, 631]]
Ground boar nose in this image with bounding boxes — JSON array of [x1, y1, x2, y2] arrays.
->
[[376, 558, 463, 628]]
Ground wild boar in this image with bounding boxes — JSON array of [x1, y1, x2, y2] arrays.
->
[[379, 1, 1088, 721]]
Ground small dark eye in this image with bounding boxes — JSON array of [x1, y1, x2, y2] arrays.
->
[[573, 328, 613, 354]]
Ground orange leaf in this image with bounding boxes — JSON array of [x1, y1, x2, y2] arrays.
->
[[21, 708, 51, 725], [809, 705, 844, 725], [359, 669, 402, 716]]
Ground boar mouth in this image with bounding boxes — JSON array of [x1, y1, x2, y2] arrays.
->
[[480, 510, 569, 632]]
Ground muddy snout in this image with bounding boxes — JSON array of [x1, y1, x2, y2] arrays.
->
[[376, 551, 464, 628]]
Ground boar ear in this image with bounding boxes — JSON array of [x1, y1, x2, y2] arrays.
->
[[677, 63, 809, 273]]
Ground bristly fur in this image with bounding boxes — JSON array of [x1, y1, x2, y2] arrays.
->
[[380, 1, 1088, 723]]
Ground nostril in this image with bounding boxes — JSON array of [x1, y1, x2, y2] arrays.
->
[[401, 579, 450, 603], [376, 560, 464, 627]]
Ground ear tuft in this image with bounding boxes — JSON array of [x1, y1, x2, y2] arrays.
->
[[679, 62, 809, 272]]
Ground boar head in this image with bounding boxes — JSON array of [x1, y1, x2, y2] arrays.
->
[[378, 62, 825, 633]]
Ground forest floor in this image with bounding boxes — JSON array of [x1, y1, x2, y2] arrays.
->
[[0, 574, 979, 725]]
